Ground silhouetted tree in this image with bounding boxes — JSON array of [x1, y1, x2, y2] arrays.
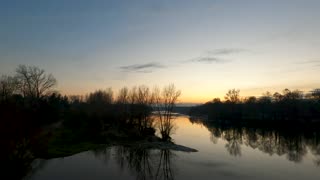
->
[[273, 92, 283, 102], [212, 98, 221, 103], [116, 87, 129, 104], [115, 87, 129, 126], [84, 88, 114, 132], [137, 86, 155, 133], [190, 88, 320, 123], [225, 89, 240, 103], [245, 96, 257, 104], [259, 91, 272, 103], [15, 65, 57, 98], [282, 89, 303, 101], [0, 75, 17, 102], [310, 89, 320, 101], [86, 88, 113, 105], [153, 84, 181, 141], [68, 95, 84, 104]]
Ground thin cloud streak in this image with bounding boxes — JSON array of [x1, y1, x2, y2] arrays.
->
[[119, 62, 166, 73], [121, 48, 246, 72], [295, 60, 320, 70], [296, 60, 320, 65], [207, 48, 248, 56], [184, 48, 248, 64], [191, 56, 230, 63]]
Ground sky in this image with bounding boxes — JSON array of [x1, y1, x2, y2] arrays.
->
[[1, 0, 320, 103]]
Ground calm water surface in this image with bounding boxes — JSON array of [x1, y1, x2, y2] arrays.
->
[[27, 116, 320, 180]]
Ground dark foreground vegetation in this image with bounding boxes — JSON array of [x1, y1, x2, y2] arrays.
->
[[0, 65, 181, 179], [190, 88, 320, 128]]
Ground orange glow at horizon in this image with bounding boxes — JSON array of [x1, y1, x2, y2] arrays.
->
[[59, 84, 320, 104]]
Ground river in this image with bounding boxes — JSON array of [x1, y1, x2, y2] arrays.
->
[[26, 115, 320, 180]]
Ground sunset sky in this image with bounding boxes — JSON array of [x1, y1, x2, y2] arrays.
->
[[1, 0, 320, 103]]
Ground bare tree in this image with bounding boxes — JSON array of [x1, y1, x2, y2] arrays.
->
[[115, 87, 130, 125], [258, 91, 272, 104], [136, 85, 153, 131], [86, 88, 113, 105], [68, 95, 84, 104], [0, 75, 17, 101], [15, 65, 57, 98], [245, 96, 257, 104], [273, 92, 283, 102], [282, 89, 303, 100], [137, 86, 151, 106], [116, 87, 129, 104], [225, 89, 240, 103], [212, 98, 221, 103], [153, 84, 181, 141], [310, 88, 320, 100], [115, 86, 155, 133]]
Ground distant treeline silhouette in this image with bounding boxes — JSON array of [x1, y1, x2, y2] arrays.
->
[[0, 65, 180, 179], [189, 88, 320, 127]]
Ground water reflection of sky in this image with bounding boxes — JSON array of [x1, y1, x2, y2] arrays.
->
[[29, 116, 320, 180]]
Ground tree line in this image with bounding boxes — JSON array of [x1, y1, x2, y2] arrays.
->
[[189, 88, 320, 127], [0, 65, 180, 179], [0, 65, 180, 137]]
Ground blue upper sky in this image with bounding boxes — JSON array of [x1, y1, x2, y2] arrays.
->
[[1, 0, 320, 102]]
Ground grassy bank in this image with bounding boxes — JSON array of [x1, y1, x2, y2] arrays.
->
[[41, 124, 197, 159], [40, 128, 104, 158], [40, 125, 158, 158]]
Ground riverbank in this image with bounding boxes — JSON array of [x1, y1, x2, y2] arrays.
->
[[41, 125, 197, 159]]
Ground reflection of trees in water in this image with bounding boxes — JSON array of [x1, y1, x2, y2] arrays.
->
[[224, 128, 242, 157], [93, 146, 175, 180], [1, 138, 35, 180], [155, 150, 174, 180], [24, 159, 48, 179], [120, 147, 154, 180], [283, 136, 307, 163], [92, 147, 112, 165], [310, 144, 320, 166], [1, 138, 49, 180], [209, 127, 222, 144], [315, 158, 320, 166], [189, 117, 320, 164]]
